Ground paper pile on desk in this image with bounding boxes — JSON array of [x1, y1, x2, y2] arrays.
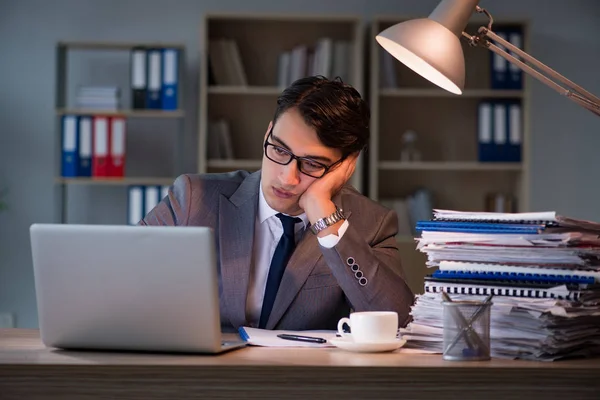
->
[[401, 209, 600, 361], [400, 293, 600, 361]]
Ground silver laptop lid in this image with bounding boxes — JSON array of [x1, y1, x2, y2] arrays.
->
[[30, 224, 224, 353]]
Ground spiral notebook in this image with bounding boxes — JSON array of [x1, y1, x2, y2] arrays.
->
[[432, 209, 600, 232], [416, 220, 546, 234], [432, 269, 596, 285], [438, 261, 600, 283], [424, 279, 584, 300]]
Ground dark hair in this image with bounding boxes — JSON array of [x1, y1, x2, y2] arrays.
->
[[272, 76, 370, 158]]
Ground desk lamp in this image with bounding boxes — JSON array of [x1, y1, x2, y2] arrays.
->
[[375, 0, 600, 116]]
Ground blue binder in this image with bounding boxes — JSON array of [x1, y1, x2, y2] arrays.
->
[[490, 30, 509, 89], [61, 115, 79, 177], [492, 102, 507, 161], [477, 101, 494, 162], [507, 29, 524, 89], [77, 116, 93, 177], [161, 48, 178, 110], [506, 101, 522, 162]]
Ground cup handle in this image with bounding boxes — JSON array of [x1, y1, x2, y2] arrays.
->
[[337, 317, 351, 337]]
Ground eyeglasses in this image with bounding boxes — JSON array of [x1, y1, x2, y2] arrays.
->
[[263, 131, 343, 178]]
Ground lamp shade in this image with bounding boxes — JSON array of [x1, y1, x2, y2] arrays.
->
[[376, 0, 480, 94], [376, 18, 465, 94]]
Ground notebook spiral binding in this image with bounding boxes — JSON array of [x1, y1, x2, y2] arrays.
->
[[433, 270, 595, 284], [425, 284, 581, 301], [431, 217, 560, 227]]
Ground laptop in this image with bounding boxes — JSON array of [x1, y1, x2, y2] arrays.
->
[[29, 223, 246, 354]]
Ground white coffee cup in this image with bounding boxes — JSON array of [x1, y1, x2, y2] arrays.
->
[[337, 311, 398, 343]]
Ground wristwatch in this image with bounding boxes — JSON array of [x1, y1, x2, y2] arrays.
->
[[310, 208, 346, 234]]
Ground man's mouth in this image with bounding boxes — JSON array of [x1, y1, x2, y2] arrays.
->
[[273, 187, 295, 199]]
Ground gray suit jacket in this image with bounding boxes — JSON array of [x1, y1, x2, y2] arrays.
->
[[140, 170, 414, 332]]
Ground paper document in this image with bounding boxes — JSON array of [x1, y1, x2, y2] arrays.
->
[[239, 327, 338, 348]]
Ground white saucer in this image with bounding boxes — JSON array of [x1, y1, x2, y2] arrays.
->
[[329, 337, 407, 353]]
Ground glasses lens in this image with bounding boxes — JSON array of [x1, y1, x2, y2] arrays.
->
[[265, 142, 327, 178], [299, 159, 326, 177], [266, 144, 292, 164]]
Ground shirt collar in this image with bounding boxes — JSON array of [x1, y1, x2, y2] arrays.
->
[[258, 183, 309, 229]]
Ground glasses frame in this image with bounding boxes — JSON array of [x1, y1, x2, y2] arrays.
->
[[263, 129, 343, 178]]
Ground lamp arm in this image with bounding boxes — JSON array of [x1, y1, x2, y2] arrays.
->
[[462, 28, 600, 117]]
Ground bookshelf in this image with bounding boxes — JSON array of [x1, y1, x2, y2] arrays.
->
[[55, 41, 186, 223], [369, 17, 530, 294], [198, 13, 365, 190]]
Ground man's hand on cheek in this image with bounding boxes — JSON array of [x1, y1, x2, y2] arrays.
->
[[299, 153, 358, 226]]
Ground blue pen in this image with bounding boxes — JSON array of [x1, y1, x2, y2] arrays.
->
[[277, 334, 327, 344]]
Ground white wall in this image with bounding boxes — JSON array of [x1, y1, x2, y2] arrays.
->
[[1, 0, 599, 328]]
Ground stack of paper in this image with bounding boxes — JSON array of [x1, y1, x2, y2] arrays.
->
[[401, 209, 600, 361]]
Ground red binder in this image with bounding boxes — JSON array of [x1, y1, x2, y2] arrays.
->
[[92, 116, 110, 177], [108, 117, 126, 177]]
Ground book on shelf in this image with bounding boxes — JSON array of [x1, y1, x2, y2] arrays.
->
[[207, 119, 234, 160], [277, 38, 352, 88], [75, 86, 120, 110], [208, 38, 247, 86]]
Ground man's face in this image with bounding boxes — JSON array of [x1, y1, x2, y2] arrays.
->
[[260, 108, 342, 216]]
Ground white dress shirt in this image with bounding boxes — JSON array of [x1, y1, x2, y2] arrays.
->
[[244, 183, 349, 326]]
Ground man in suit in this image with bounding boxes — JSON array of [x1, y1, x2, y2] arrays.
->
[[141, 76, 414, 332]]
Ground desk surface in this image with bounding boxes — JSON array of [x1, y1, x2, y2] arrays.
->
[[1, 328, 599, 399]]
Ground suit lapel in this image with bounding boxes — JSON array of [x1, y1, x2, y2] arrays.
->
[[219, 171, 260, 329], [266, 190, 352, 329]]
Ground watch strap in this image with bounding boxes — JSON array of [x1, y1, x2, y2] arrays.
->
[[309, 208, 346, 234]]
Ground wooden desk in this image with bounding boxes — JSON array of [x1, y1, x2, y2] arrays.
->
[[1, 329, 599, 399]]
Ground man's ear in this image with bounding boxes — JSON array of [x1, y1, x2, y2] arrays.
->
[[264, 121, 273, 142]]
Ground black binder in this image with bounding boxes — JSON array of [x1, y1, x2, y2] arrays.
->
[[130, 47, 147, 109]]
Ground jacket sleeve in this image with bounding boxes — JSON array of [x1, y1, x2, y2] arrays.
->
[[318, 208, 415, 327], [138, 174, 193, 226]]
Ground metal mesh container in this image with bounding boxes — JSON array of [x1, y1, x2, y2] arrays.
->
[[442, 300, 491, 361]]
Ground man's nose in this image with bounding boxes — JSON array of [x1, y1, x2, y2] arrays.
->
[[279, 159, 301, 186]]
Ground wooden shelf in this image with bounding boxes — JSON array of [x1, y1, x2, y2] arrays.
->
[[208, 86, 282, 95], [200, 14, 365, 191], [56, 109, 184, 118], [207, 159, 262, 169], [57, 41, 185, 51], [379, 88, 524, 98], [56, 177, 175, 186], [378, 161, 523, 171]]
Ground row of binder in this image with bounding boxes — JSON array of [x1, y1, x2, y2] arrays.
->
[[127, 185, 169, 225], [61, 115, 126, 178], [478, 100, 522, 162], [490, 28, 523, 90], [130, 47, 179, 110]]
